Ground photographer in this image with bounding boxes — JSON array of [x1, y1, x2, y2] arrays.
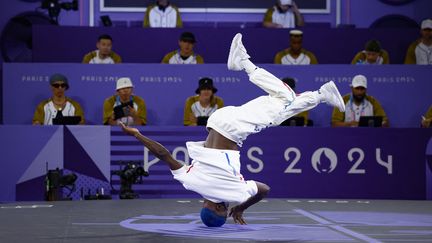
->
[[103, 77, 147, 125]]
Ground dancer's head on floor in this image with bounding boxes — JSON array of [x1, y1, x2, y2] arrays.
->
[[200, 200, 228, 227]]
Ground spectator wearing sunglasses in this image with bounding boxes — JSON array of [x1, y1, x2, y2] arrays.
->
[[32, 73, 85, 125]]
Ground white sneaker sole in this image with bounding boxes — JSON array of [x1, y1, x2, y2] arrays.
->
[[327, 81, 345, 112], [227, 33, 243, 70]]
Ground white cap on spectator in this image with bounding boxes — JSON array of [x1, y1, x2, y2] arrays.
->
[[351, 75, 367, 88], [280, 0, 292, 6], [290, 29, 303, 36], [421, 19, 432, 30], [116, 77, 134, 90]]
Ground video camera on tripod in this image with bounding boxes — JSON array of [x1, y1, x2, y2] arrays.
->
[[111, 161, 149, 199], [45, 163, 77, 201]]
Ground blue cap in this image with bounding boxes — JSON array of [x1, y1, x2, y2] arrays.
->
[[49, 73, 69, 90], [200, 207, 226, 227]]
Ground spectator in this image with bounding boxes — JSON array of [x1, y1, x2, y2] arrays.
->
[[103, 77, 147, 126], [332, 75, 389, 127], [351, 40, 390, 65], [143, 0, 182, 28], [162, 32, 204, 64], [184, 77, 224, 126], [263, 0, 304, 28], [33, 73, 85, 125], [274, 30, 318, 65], [404, 19, 432, 65], [82, 34, 122, 64], [421, 105, 432, 128], [280, 77, 309, 126]]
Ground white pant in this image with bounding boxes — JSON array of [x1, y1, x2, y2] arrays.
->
[[207, 68, 321, 146]]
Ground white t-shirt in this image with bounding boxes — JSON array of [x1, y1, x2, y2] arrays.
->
[[280, 53, 312, 65], [168, 52, 199, 64], [271, 7, 295, 28], [89, 50, 115, 64], [415, 42, 432, 65], [148, 5, 178, 28], [171, 141, 258, 204], [344, 98, 374, 122], [42, 101, 78, 125], [191, 101, 219, 117]]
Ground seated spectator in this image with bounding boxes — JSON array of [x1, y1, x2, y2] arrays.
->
[[33, 73, 85, 125], [404, 19, 432, 65], [143, 0, 182, 28], [183, 77, 224, 126], [263, 0, 304, 28], [421, 105, 432, 128], [103, 77, 147, 126], [279, 77, 309, 126], [82, 34, 122, 64], [332, 75, 389, 127], [351, 40, 390, 65], [274, 30, 318, 65], [162, 32, 204, 64]]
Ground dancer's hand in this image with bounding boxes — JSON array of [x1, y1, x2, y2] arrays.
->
[[119, 122, 139, 137], [229, 206, 247, 225]]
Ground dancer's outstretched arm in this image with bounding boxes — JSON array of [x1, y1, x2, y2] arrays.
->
[[120, 122, 183, 170]]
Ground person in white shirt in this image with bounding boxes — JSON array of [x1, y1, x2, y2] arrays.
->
[[274, 30, 318, 65], [121, 33, 345, 227], [263, 0, 304, 28], [162, 32, 204, 64], [143, 0, 182, 28], [82, 34, 122, 64], [183, 78, 224, 126], [331, 75, 389, 127], [404, 19, 432, 65]]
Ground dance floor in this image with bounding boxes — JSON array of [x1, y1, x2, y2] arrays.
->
[[1, 199, 431, 242]]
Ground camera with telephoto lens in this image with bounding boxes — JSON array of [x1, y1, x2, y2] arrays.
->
[[112, 162, 149, 199]]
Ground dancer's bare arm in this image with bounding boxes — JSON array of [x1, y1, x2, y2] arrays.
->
[[120, 122, 183, 170], [229, 181, 270, 224]]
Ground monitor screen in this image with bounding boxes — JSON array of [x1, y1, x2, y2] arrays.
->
[[358, 116, 383, 127], [280, 117, 305, 127], [197, 116, 209, 126], [52, 116, 81, 125]]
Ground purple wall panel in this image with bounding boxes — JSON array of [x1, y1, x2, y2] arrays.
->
[[0, 125, 59, 202], [32, 25, 419, 64], [3, 63, 431, 127], [2, 125, 430, 201], [346, 0, 432, 27], [240, 127, 430, 199], [0, 125, 110, 202]]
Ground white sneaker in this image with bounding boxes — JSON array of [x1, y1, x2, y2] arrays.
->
[[319, 81, 345, 112], [227, 33, 250, 71]]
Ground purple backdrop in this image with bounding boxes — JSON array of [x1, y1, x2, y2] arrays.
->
[[0, 125, 110, 202], [1, 126, 431, 201], [32, 25, 419, 64], [3, 63, 431, 127]]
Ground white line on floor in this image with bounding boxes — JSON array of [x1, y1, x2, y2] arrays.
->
[[294, 209, 381, 243]]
